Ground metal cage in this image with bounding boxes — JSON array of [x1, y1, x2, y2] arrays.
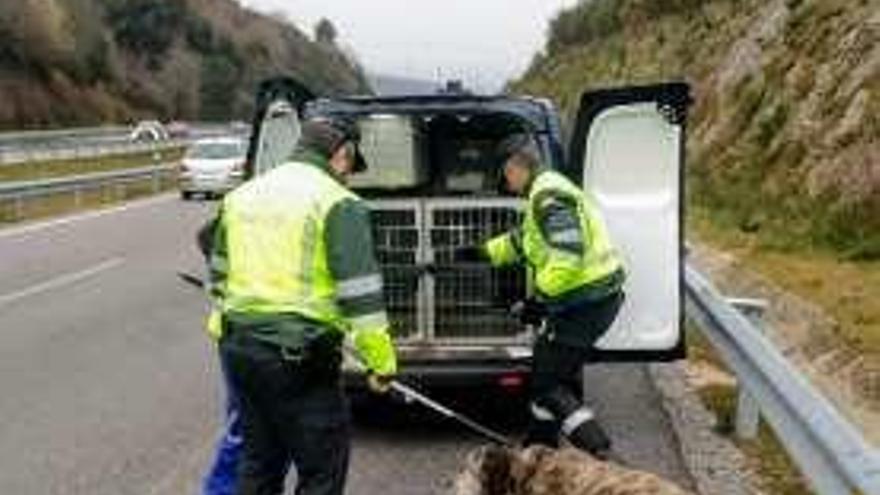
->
[[369, 198, 528, 343]]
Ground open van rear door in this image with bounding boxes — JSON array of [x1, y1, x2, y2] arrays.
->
[[568, 83, 690, 361], [244, 77, 314, 179]]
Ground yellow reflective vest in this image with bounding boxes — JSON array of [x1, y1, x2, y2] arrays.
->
[[485, 170, 623, 300], [213, 160, 396, 375]]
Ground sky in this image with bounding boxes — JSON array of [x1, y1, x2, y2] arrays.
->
[[238, 0, 578, 93]]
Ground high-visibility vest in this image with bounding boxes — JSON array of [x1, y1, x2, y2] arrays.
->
[[218, 161, 396, 375], [220, 161, 354, 324], [485, 170, 623, 299]]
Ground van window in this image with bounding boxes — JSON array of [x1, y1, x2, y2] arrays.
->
[[348, 112, 537, 196], [350, 115, 427, 189]]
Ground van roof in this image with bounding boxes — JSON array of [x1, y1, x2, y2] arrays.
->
[[305, 94, 557, 132]]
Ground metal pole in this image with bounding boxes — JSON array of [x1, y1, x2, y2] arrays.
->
[[728, 297, 769, 440], [389, 380, 513, 446], [14, 194, 23, 220]]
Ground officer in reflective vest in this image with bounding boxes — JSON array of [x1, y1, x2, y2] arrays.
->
[[481, 134, 626, 457], [206, 118, 397, 495]]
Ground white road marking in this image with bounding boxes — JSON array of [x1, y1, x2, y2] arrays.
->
[[0, 257, 125, 308], [0, 193, 177, 240]]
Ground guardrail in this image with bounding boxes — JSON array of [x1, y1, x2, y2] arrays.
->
[[685, 265, 880, 495], [0, 123, 240, 166], [0, 125, 130, 146], [0, 138, 187, 166], [0, 163, 178, 221]]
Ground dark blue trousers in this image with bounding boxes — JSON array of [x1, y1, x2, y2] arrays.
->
[[220, 328, 350, 495]]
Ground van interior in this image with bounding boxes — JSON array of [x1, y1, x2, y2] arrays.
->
[[344, 111, 531, 340], [351, 112, 536, 198]]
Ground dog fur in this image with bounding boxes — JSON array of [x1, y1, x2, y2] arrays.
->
[[451, 446, 694, 495]]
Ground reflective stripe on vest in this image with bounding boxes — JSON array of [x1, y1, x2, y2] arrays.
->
[[522, 171, 622, 298], [220, 162, 356, 329]]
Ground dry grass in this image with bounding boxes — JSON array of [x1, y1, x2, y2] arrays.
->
[[689, 208, 880, 356]]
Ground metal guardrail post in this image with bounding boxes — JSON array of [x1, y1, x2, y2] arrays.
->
[[151, 166, 162, 194], [727, 297, 769, 440], [14, 195, 23, 220]]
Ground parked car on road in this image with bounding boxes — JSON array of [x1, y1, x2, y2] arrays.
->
[[179, 137, 246, 200]]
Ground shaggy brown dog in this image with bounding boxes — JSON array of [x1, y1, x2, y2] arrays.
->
[[451, 446, 694, 495]]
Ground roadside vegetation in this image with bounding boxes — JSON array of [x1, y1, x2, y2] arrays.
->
[[0, 0, 370, 128], [512, 0, 878, 261]]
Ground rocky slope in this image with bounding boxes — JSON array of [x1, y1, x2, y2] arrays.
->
[[512, 0, 879, 259]]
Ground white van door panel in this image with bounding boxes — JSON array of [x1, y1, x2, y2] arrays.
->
[[246, 77, 314, 179], [568, 83, 689, 360]]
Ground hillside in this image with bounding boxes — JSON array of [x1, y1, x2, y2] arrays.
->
[[0, 0, 370, 128], [512, 0, 879, 260]]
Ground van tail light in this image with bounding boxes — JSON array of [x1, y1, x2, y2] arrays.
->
[[498, 372, 525, 392], [231, 161, 245, 176]]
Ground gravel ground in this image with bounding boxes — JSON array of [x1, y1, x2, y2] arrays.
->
[[649, 363, 764, 495]]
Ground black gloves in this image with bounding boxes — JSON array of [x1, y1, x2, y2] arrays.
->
[[512, 298, 547, 326]]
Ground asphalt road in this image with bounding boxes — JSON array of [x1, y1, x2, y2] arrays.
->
[[0, 195, 695, 494]]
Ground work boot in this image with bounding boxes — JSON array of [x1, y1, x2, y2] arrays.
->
[[566, 417, 612, 458]]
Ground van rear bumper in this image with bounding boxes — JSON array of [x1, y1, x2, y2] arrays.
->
[[344, 343, 533, 390]]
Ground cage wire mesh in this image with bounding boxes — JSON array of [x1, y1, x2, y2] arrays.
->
[[370, 200, 526, 341]]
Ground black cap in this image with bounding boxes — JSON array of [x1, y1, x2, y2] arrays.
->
[[301, 117, 368, 173]]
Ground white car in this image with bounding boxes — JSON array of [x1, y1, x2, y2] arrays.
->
[[179, 137, 246, 200]]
